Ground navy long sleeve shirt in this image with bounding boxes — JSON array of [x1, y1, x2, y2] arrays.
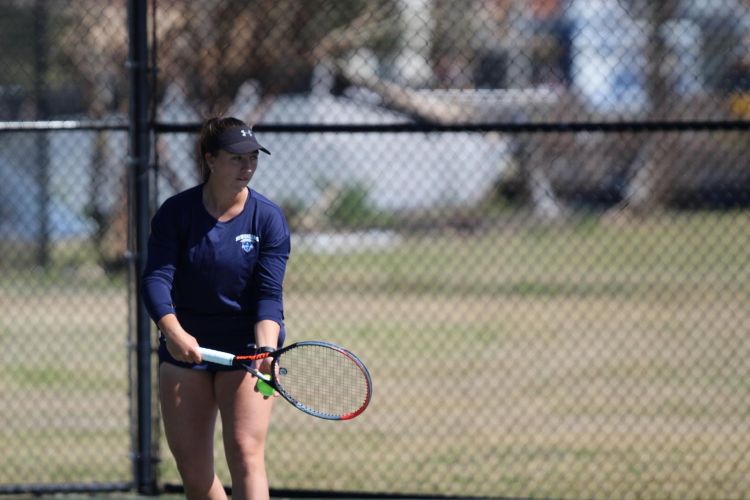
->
[[142, 185, 290, 351]]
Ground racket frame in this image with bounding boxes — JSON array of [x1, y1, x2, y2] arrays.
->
[[199, 341, 373, 420]]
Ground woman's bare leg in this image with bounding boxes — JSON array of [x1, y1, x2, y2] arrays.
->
[[215, 370, 275, 500], [160, 363, 227, 500]]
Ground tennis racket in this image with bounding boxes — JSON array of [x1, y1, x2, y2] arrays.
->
[[199, 341, 373, 421]]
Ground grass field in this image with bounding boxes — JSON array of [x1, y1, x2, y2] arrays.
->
[[1, 211, 749, 498]]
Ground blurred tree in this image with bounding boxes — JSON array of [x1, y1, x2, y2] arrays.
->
[[154, 0, 398, 115], [58, 0, 400, 115], [0, 3, 35, 92], [617, 0, 680, 215]]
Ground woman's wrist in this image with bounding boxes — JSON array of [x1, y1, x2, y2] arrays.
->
[[157, 314, 188, 341], [255, 319, 280, 352]]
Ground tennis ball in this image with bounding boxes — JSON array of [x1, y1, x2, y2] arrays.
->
[[256, 375, 274, 397]]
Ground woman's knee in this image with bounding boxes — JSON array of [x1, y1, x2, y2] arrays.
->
[[177, 460, 217, 492], [224, 433, 265, 469]]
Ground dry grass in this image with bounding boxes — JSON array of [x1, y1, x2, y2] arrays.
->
[[1, 212, 749, 498]]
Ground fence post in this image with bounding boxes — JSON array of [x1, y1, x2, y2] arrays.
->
[[127, 0, 156, 494], [33, 0, 50, 268]]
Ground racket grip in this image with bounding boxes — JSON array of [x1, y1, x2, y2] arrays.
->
[[199, 347, 235, 366], [255, 374, 275, 397]]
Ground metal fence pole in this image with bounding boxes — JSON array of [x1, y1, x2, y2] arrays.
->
[[127, 0, 155, 494], [33, 0, 50, 268]]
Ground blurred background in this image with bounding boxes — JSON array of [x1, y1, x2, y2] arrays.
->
[[0, 0, 749, 498]]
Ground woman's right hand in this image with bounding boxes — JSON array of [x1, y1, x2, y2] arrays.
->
[[157, 314, 202, 363], [165, 331, 202, 363]]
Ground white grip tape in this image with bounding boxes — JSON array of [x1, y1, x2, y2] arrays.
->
[[199, 347, 235, 366]]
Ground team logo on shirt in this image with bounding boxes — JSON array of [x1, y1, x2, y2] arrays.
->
[[236, 233, 259, 253]]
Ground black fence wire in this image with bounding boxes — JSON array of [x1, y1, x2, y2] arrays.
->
[[1, 1, 749, 498]]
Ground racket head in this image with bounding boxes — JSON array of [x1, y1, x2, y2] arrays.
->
[[271, 341, 373, 420]]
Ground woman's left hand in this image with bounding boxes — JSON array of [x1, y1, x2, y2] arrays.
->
[[256, 356, 274, 377], [254, 357, 278, 398]]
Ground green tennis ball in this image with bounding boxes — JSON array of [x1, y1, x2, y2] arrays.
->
[[256, 375, 274, 397]]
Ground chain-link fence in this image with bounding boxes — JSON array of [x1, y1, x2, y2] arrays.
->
[[1, 0, 749, 498]]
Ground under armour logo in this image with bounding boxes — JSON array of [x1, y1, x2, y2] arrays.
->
[[240, 129, 253, 137]]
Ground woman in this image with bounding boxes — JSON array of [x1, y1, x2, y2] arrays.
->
[[142, 116, 290, 500]]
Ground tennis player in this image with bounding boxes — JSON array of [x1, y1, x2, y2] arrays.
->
[[142, 116, 290, 500]]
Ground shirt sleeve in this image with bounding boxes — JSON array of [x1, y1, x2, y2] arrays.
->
[[141, 199, 180, 322], [254, 206, 291, 325]]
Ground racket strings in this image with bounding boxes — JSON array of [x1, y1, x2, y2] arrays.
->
[[276, 345, 370, 418]]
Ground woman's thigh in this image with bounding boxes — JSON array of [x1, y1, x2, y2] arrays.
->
[[159, 363, 219, 461], [214, 370, 275, 454]]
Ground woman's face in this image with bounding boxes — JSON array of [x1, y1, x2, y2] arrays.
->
[[206, 149, 260, 192]]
